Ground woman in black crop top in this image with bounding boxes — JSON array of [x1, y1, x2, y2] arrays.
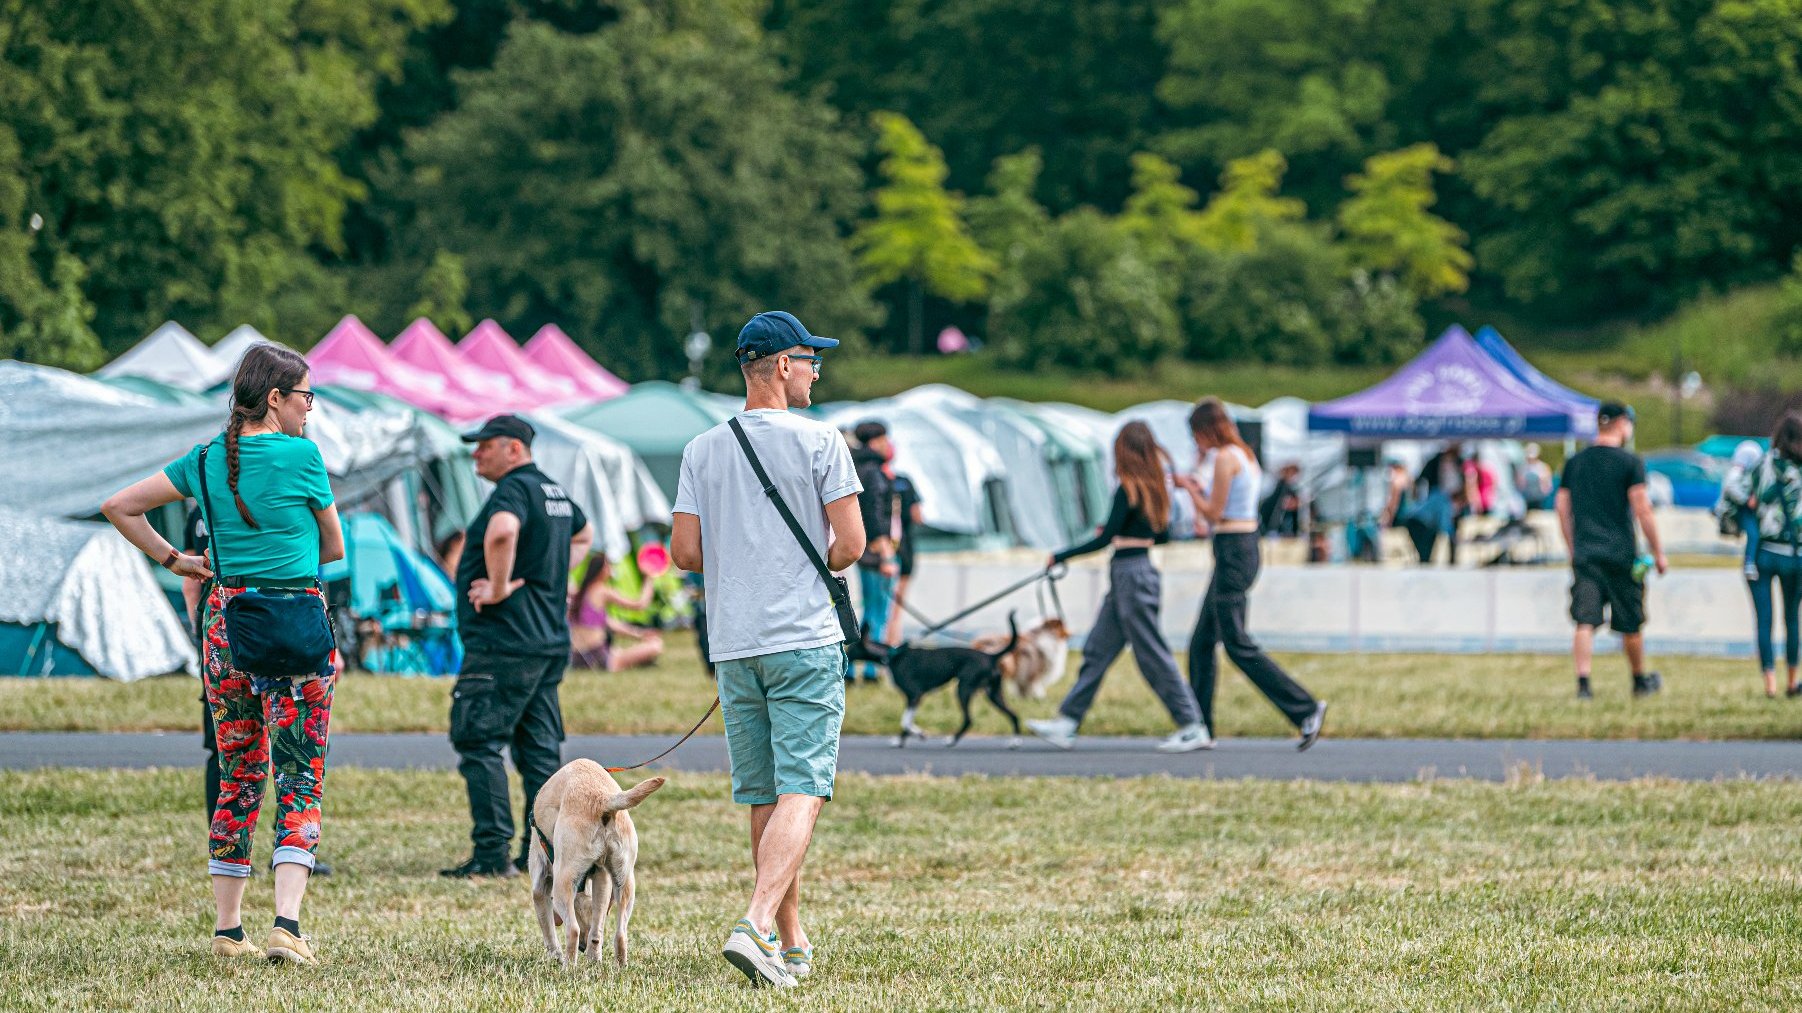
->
[[1027, 422, 1211, 753]]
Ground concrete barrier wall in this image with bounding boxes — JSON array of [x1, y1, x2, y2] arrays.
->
[[875, 548, 1757, 659]]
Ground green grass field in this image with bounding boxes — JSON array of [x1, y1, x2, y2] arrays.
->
[[4, 767, 1801, 1010], [1, 633, 1789, 740]]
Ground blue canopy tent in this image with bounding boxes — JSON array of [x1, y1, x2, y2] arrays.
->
[[1308, 326, 1588, 440], [1473, 326, 1598, 439], [323, 513, 460, 675]]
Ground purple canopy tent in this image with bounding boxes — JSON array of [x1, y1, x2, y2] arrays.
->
[[456, 320, 580, 409], [307, 316, 477, 420], [1307, 326, 1580, 440], [1473, 325, 1598, 439], [523, 324, 628, 401]]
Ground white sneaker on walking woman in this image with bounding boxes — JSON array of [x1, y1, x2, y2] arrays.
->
[[1027, 715, 1078, 750], [1157, 723, 1214, 753]]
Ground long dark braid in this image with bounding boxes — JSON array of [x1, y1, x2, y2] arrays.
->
[[224, 343, 310, 530]]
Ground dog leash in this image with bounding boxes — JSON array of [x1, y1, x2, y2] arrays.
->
[[605, 696, 720, 774], [909, 564, 1066, 642]]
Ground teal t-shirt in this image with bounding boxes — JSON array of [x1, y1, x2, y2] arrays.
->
[[164, 433, 334, 581]]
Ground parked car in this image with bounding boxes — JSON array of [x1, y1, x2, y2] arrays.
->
[[1643, 450, 1729, 509]]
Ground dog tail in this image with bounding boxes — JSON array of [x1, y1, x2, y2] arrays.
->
[[604, 776, 667, 814], [983, 611, 1019, 661]]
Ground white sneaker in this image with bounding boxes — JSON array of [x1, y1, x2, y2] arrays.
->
[[1298, 701, 1328, 752], [782, 945, 813, 978], [1157, 723, 1214, 753], [1026, 715, 1078, 750], [723, 919, 796, 988]]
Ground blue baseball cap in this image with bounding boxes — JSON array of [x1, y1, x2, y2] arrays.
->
[[735, 310, 839, 363]]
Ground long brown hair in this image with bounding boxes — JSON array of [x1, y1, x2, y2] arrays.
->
[[1774, 412, 1802, 463], [570, 553, 611, 622], [1188, 396, 1253, 458], [224, 343, 309, 528], [1113, 421, 1172, 530]]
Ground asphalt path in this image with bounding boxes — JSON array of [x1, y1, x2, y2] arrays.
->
[[5, 732, 1802, 782]]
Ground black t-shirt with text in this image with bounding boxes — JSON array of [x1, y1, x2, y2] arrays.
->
[[455, 463, 588, 657], [1560, 445, 1646, 567]]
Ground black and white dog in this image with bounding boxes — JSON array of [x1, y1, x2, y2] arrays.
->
[[850, 614, 1021, 748]]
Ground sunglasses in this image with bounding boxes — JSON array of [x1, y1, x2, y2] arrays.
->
[[787, 353, 823, 375], [279, 387, 316, 407]]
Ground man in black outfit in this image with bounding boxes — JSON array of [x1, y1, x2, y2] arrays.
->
[[1556, 402, 1667, 701], [441, 415, 593, 878], [850, 421, 898, 683]]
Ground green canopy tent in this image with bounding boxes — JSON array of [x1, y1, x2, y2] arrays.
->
[[559, 381, 739, 501]]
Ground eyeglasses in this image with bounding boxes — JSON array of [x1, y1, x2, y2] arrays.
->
[[787, 353, 823, 376], [279, 387, 316, 407]]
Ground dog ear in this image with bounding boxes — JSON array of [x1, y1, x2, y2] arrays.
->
[[605, 776, 667, 813]]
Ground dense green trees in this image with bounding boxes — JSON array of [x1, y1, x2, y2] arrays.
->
[[9, 0, 1802, 376]]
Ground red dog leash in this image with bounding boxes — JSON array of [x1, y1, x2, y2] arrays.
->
[[605, 696, 720, 773]]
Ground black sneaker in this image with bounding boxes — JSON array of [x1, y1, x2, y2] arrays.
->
[[1576, 677, 1592, 700], [438, 856, 518, 879], [312, 859, 334, 877], [512, 852, 530, 875], [1631, 672, 1663, 698]]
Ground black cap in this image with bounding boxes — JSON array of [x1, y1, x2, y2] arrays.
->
[[1597, 401, 1636, 426], [853, 420, 887, 443], [461, 414, 536, 446], [735, 310, 839, 362]]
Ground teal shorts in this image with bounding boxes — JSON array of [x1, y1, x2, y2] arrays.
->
[[716, 644, 847, 805]]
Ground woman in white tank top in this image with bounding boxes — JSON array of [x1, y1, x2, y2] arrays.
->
[[1175, 398, 1327, 751]]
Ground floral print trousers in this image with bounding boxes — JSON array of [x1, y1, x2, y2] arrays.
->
[[202, 584, 333, 877]]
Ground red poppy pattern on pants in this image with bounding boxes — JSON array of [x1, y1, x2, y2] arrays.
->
[[203, 584, 334, 870]]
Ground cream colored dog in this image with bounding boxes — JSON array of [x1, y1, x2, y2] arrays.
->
[[973, 617, 1072, 699], [529, 758, 666, 967]]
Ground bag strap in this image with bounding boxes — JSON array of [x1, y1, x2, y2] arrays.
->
[[194, 442, 228, 577], [727, 417, 838, 590]]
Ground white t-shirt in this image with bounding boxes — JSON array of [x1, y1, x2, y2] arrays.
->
[[672, 409, 862, 662]]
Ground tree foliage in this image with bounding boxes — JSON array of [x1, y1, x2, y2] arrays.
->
[[1337, 143, 1471, 299], [0, 0, 446, 357], [397, 7, 876, 380]]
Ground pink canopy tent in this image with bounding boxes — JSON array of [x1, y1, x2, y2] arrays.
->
[[457, 319, 580, 409], [523, 324, 628, 401], [390, 317, 528, 410], [307, 315, 475, 419]]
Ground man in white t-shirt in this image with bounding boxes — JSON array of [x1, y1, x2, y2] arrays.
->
[[670, 310, 865, 988]]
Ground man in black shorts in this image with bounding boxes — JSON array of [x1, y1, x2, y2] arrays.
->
[[1556, 402, 1667, 700], [440, 415, 593, 877]]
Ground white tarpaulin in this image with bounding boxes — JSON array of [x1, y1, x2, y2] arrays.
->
[[824, 398, 1008, 537], [523, 413, 673, 561], [96, 321, 232, 391], [0, 510, 196, 680]]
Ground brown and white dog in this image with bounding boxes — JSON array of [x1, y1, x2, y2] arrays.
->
[[973, 617, 1072, 700], [529, 759, 666, 967]]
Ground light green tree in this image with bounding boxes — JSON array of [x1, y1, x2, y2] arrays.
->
[[1193, 151, 1308, 253], [854, 112, 996, 355], [1337, 144, 1470, 298], [1118, 153, 1206, 267]]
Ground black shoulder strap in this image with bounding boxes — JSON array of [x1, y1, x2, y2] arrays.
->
[[195, 441, 227, 576], [727, 417, 836, 587]]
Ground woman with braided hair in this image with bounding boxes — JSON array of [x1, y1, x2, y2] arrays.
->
[[103, 343, 344, 964]]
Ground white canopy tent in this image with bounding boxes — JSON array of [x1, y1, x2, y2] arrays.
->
[[824, 397, 1012, 546], [96, 321, 232, 391], [522, 413, 673, 562], [212, 325, 278, 370]]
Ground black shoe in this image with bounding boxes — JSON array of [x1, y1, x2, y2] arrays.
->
[[1631, 672, 1663, 698], [312, 859, 333, 877], [1576, 677, 1593, 701], [1786, 684, 1802, 699], [512, 852, 529, 875], [439, 856, 518, 879]]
